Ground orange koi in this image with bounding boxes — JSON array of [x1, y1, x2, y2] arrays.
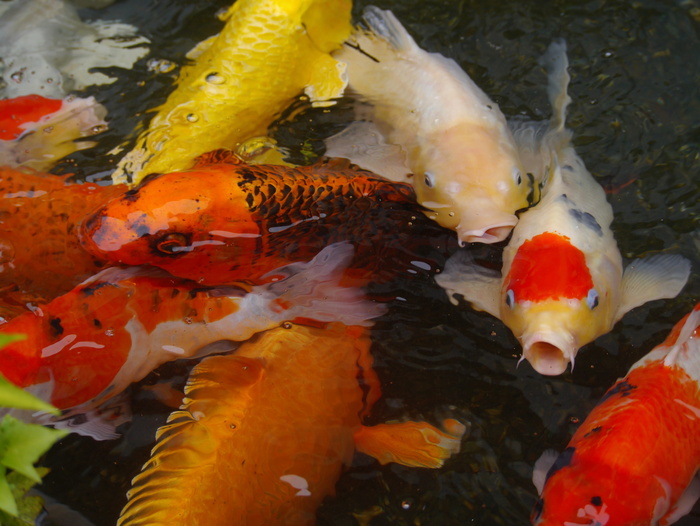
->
[[0, 166, 125, 320], [82, 154, 441, 287], [532, 303, 700, 525], [0, 94, 107, 170], [0, 243, 377, 437], [119, 321, 466, 525]]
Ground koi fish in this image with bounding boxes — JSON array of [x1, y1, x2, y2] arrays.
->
[[119, 321, 466, 525], [0, 0, 149, 99], [111, 0, 352, 185], [436, 43, 691, 375], [0, 166, 125, 321], [83, 153, 445, 286], [0, 95, 108, 171], [0, 243, 377, 438], [331, 6, 533, 244], [532, 303, 700, 525]]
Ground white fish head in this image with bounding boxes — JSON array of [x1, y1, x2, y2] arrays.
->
[[413, 122, 534, 245]]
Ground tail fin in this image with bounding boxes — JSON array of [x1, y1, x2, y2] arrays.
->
[[361, 6, 416, 53], [264, 242, 386, 326], [540, 39, 571, 135]]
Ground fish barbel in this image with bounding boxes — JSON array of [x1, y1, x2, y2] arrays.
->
[[532, 303, 700, 525]]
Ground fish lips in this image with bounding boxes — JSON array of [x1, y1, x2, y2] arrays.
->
[[456, 216, 518, 245], [521, 332, 578, 376]]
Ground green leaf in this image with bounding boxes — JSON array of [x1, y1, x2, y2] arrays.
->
[[0, 376, 59, 415], [0, 466, 17, 517], [0, 417, 67, 483], [0, 468, 49, 522]]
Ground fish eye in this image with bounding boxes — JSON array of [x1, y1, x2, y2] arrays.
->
[[156, 233, 189, 255], [424, 171, 435, 188], [513, 168, 522, 186], [586, 288, 599, 309], [505, 289, 515, 309]]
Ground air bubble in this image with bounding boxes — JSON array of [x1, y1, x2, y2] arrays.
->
[[282, 322, 293, 329], [10, 71, 23, 83], [183, 317, 193, 324], [205, 72, 225, 84], [186, 113, 199, 123]]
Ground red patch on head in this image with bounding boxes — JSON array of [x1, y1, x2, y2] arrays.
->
[[0, 95, 63, 140], [505, 232, 593, 303]]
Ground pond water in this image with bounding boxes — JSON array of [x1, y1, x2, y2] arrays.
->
[[12, 0, 700, 524]]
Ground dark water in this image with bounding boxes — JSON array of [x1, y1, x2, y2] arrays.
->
[[30, 0, 700, 524]]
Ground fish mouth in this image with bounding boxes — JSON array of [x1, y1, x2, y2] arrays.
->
[[521, 333, 577, 376], [456, 217, 518, 245]]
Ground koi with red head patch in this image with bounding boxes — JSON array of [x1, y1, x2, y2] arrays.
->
[[532, 303, 700, 525], [0, 166, 126, 320], [0, 243, 381, 438], [437, 43, 690, 375], [82, 154, 441, 286], [0, 95, 107, 170]]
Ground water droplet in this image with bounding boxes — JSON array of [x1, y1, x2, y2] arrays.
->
[[570, 416, 580, 424], [46, 77, 54, 84], [183, 317, 193, 324], [401, 499, 412, 510], [448, 212, 455, 217], [10, 71, 23, 83], [282, 322, 293, 329], [105, 329, 115, 337], [230, 423, 237, 429], [186, 113, 198, 123], [205, 72, 225, 84], [91, 124, 107, 134]]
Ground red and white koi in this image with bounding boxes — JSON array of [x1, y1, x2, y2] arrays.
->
[[437, 42, 690, 375], [531, 303, 700, 525], [0, 243, 380, 438]]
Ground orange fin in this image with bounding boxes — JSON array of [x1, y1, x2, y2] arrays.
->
[[354, 418, 467, 469], [191, 148, 242, 168]]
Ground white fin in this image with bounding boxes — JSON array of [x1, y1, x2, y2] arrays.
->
[[617, 254, 691, 321], [532, 449, 560, 495], [435, 250, 501, 317], [361, 5, 417, 54], [539, 39, 571, 134], [324, 121, 411, 182], [664, 475, 700, 524], [264, 242, 387, 326]]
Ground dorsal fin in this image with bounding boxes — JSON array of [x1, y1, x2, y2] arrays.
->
[[191, 148, 242, 168]]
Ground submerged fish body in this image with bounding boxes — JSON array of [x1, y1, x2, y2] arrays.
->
[[332, 6, 531, 244], [437, 43, 690, 375], [0, 0, 149, 99], [0, 95, 108, 171], [532, 303, 700, 525], [0, 243, 378, 437], [84, 155, 436, 286], [0, 166, 125, 320], [112, 0, 352, 185], [119, 321, 466, 525]]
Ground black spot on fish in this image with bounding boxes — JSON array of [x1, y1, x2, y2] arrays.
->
[[569, 208, 603, 236], [81, 281, 114, 296], [584, 425, 603, 438], [49, 317, 63, 337], [121, 188, 141, 203], [591, 496, 603, 506], [93, 318, 102, 329], [599, 379, 637, 405], [532, 498, 544, 522], [238, 168, 257, 183], [545, 447, 576, 485]]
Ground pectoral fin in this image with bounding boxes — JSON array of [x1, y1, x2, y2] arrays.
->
[[532, 449, 559, 495], [663, 475, 700, 524], [618, 254, 691, 321], [354, 418, 467, 469], [435, 250, 502, 318]]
